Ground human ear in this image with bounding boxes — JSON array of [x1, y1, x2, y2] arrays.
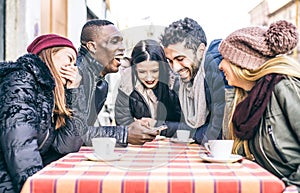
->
[[86, 41, 96, 54], [196, 43, 206, 61]]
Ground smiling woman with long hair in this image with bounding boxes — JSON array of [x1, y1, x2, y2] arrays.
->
[[115, 39, 183, 137], [218, 20, 300, 191]]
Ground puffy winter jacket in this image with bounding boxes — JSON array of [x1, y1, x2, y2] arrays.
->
[[0, 54, 83, 193]]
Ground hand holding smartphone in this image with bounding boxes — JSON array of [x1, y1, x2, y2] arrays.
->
[[151, 125, 168, 135]]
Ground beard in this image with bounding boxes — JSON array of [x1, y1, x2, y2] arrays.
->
[[191, 58, 202, 81]]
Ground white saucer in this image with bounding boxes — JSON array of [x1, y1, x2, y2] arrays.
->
[[170, 138, 194, 144], [85, 152, 123, 162], [199, 153, 243, 163], [155, 135, 167, 140]]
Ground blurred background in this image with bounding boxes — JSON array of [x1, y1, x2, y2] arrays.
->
[[1, 0, 299, 125]]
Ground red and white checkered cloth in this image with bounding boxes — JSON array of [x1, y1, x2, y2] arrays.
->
[[21, 139, 295, 193]]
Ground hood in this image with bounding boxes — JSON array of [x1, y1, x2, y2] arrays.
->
[[0, 53, 55, 89]]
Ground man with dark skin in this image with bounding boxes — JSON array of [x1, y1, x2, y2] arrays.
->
[[72, 19, 157, 146]]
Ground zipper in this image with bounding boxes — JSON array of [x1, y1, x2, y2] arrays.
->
[[257, 125, 285, 178], [267, 125, 288, 162], [134, 87, 153, 118], [38, 129, 50, 150]]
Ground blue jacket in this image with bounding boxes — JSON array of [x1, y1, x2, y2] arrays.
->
[[193, 39, 231, 144]]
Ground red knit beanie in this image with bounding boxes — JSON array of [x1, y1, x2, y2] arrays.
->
[[219, 20, 299, 70], [27, 34, 77, 55]]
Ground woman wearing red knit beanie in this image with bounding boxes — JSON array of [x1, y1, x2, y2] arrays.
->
[[219, 20, 300, 191], [0, 34, 83, 193]]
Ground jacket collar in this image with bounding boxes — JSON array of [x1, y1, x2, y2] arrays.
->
[[0, 54, 55, 89], [78, 46, 104, 79]]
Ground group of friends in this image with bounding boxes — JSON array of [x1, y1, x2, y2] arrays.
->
[[0, 17, 299, 192]]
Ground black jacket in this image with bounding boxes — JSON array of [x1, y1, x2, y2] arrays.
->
[[72, 47, 128, 147], [130, 83, 181, 120], [115, 67, 192, 137], [0, 54, 83, 193], [130, 82, 182, 137]]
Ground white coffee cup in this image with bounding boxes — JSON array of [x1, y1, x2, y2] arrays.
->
[[204, 140, 234, 159], [176, 130, 190, 142], [92, 137, 116, 157]]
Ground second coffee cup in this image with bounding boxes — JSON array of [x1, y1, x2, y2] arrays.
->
[[92, 137, 116, 157], [204, 140, 234, 159]]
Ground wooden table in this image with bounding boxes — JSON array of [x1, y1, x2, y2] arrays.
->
[[21, 139, 297, 193]]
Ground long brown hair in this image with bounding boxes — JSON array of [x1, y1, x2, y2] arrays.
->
[[39, 47, 72, 129]]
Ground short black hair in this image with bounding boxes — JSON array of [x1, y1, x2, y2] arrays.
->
[[160, 17, 207, 52], [80, 19, 114, 43]]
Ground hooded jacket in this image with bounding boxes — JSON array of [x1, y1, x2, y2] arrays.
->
[[194, 39, 232, 144], [0, 54, 83, 193]]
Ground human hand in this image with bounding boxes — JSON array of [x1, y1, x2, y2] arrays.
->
[[137, 117, 157, 127], [127, 121, 157, 145], [61, 66, 82, 88]]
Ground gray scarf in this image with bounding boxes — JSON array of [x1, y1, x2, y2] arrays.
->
[[179, 65, 208, 128]]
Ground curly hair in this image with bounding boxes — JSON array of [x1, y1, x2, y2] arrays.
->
[[160, 17, 207, 52]]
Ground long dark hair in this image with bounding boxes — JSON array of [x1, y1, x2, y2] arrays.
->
[[130, 39, 180, 122], [130, 39, 169, 86]]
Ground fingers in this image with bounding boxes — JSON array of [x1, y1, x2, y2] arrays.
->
[[61, 66, 82, 88], [142, 134, 155, 142], [128, 121, 158, 145], [135, 119, 150, 128], [60, 66, 78, 79], [142, 128, 158, 138], [140, 117, 156, 127]]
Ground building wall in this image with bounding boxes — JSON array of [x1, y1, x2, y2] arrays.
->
[[6, 0, 27, 60], [68, 0, 87, 48], [41, 0, 68, 36], [249, 0, 300, 61], [249, 0, 269, 26], [4, 0, 87, 61], [0, 0, 5, 60]]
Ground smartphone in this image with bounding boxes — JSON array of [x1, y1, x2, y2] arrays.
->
[[151, 125, 168, 133]]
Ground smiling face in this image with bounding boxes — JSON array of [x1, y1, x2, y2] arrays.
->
[[164, 42, 201, 83], [219, 59, 255, 91], [52, 47, 77, 85], [136, 60, 159, 89], [219, 59, 237, 86], [93, 24, 125, 76]]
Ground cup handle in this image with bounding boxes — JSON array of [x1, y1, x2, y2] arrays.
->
[[204, 143, 210, 153]]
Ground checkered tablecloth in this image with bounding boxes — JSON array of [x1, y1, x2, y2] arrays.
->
[[21, 139, 295, 193]]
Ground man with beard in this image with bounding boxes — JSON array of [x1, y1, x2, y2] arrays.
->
[[72, 19, 157, 147], [160, 17, 233, 144]]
